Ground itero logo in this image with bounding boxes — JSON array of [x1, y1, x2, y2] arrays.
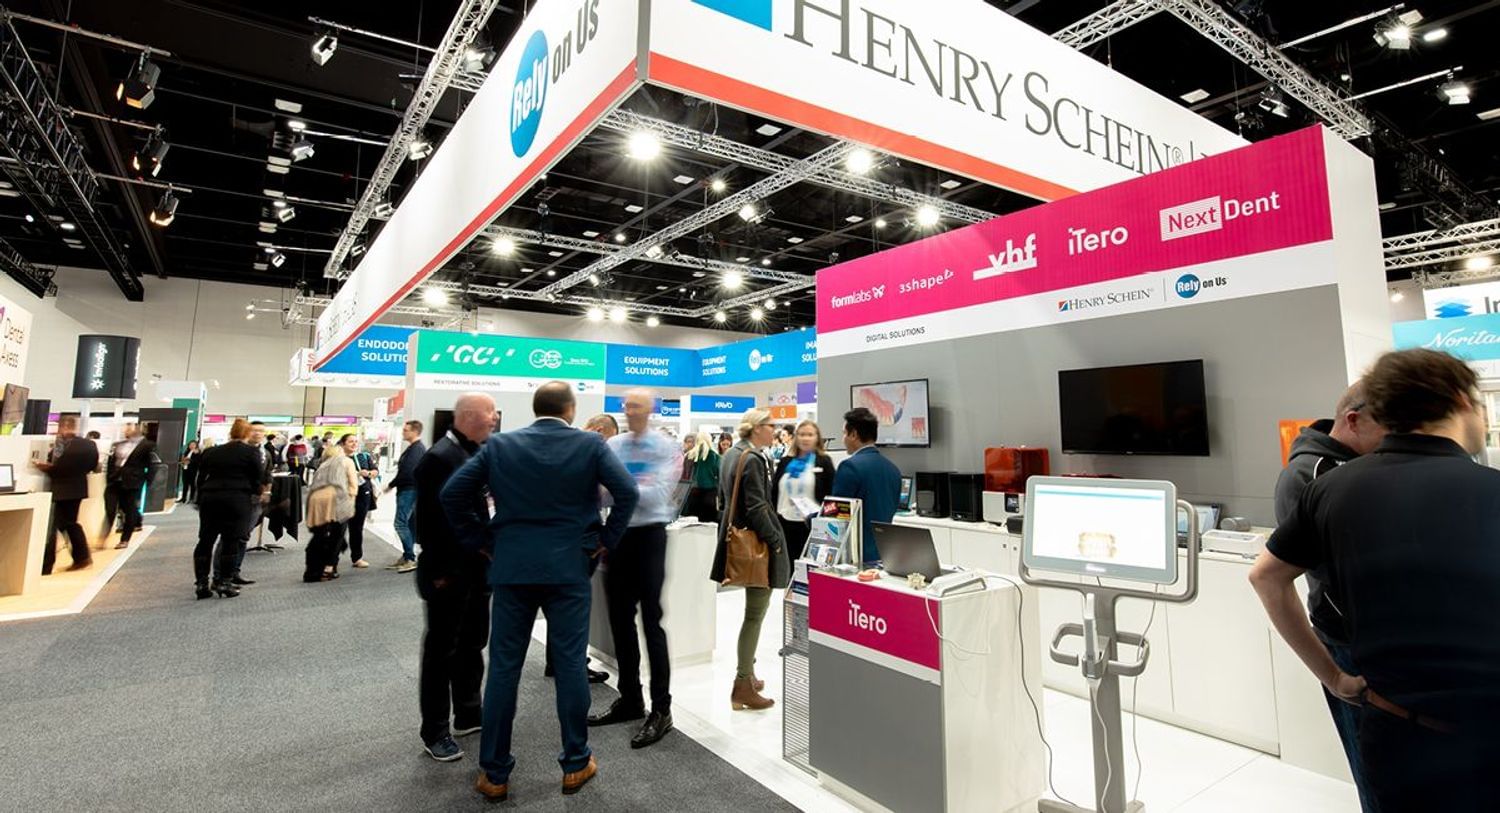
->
[[510, 31, 550, 157], [693, 0, 772, 30]]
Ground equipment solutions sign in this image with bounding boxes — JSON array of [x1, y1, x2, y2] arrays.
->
[[698, 328, 817, 386], [0, 291, 32, 388], [651, 0, 1245, 200], [605, 343, 700, 388], [413, 331, 606, 392], [313, 0, 641, 369]]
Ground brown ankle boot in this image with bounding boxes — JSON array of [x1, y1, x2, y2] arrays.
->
[[731, 676, 775, 711]]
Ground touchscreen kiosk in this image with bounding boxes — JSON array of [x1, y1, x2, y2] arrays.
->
[[1022, 476, 1178, 585]]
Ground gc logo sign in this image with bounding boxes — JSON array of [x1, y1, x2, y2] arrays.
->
[[528, 348, 563, 369]]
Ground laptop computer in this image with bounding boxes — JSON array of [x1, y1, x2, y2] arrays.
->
[[871, 522, 942, 580], [0, 463, 14, 493]]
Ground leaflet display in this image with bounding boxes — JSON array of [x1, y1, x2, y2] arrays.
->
[[850, 379, 931, 448], [1022, 476, 1178, 584]]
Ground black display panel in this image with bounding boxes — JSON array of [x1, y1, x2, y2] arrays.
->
[[71, 335, 141, 400], [1058, 360, 1210, 456]]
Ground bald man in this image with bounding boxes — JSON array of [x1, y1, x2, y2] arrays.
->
[[414, 393, 499, 763], [588, 388, 683, 748]]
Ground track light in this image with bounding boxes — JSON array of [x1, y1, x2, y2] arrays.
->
[[915, 205, 940, 228], [645, 244, 663, 258], [462, 45, 496, 73], [713, 310, 727, 324], [846, 148, 876, 175], [149, 190, 178, 227], [626, 131, 662, 161], [422, 287, 449, 307], [374, 200, 394, 219], [1257, 87, 1290, 118], [311, 31, 338, 66], [131, 129, 169, 178], [350, 243, 366, 258], [609, 306, 628, 324], [738, 203, 759, 222], [1439, 78, 1472, 105], [492, 237, 516, 256], [408, 138, 433, 161], [116, 54, 161, 110], [269, 251, 287, 269], [289, 138, 315, 162], [586, 306, 605, 322], [722, 271, 744, 290], [710, 178, 727, 193], [275, 204, 296, 223], [1375, 11, 1422, 50]]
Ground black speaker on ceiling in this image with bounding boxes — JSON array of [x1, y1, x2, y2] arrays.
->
[[948, 473, 986, 522], [914, 471, 954, 518]]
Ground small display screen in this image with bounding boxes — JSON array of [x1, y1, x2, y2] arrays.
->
[[898, 476, 913, 510], [1024, 477, 1178, 584], [850, 379, 931, 448]]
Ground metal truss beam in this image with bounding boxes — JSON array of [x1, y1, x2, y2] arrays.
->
[[1052, 0, 1160, 49], [693, 278, 815, 318], [599, 110, 995, 225], [322, 0, 501, 279], [541, 142, 855, 296], [1383, 218, 1500, 252], [0, 236, 55, 297], [1412, 268, 1500, 288], [1385, 238, 1500, 270], [482, 225, 808, 283]]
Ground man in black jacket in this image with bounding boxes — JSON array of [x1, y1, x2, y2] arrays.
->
[[414, 393, 497, 763], [36, 416, 99, 573], [384, 419, 426, 573], [104, 423, 155, 550]]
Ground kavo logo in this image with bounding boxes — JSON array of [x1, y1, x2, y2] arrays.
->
[[973, 233, 1038, 281], [510, 31, 550, 158], [693, 0, 772, 30], [529, 348, 563, 369], [748, 348, 774, 372], [830, 284, 885, 309]]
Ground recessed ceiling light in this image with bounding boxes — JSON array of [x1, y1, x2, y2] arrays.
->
[[875, 218, 888, 229], [1477, 107, 1500, 121], [59, 222, 76, 232], [546, 270, 556, 277], [673, 175, 694, 185], [615, 233, 627, 243], [786, 236, 804, 244], [692, 271, 706, 278], [582, 230, 600, 237], [761, 258, 772, 266], [756, 123, 782, 136], [624, 204, 644, 213], [736, 256, 751, 263], [656, 285, 669, 290], [939, 179, 962, 190], [1180, 88, 1210, 103], [273, 98, 303, 113], [845, 215, 863, 223]]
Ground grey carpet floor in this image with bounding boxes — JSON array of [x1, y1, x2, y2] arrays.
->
[[0, 509, 801, 813]]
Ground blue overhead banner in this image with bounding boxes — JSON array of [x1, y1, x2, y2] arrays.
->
[[689, 394, 757, 414], [697, 328, 817, 386], [1393, 313, 1500, 378], [605, 344, 700, 388], [603, 396, 681, 415], [319, 324, 415, 377]]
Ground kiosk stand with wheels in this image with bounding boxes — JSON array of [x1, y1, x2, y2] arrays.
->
[[1020, 477, 1200, 813]]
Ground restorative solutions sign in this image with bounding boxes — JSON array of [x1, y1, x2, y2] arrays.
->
[[313, 0, 642, 369], [699, 328, 817, 386], [412, 331, 606, 392], [816, 126, 1337, 358], [650, 0, 1245, 200], [1393, 313, 1500, 379]]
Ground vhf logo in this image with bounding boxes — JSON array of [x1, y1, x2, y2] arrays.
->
[[1159, 192, 1283, 241], [510, 1, 602, 158], [693, 0, 772, 30], [973, 234, 1038, 281], [1175, 274, 1227, 299]]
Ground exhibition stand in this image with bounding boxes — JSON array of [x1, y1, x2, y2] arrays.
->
[[0, 490, 51, 597]]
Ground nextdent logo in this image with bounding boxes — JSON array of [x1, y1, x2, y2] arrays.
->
[[1058, 287, 1155, 313], [830, 284, 885, 309], [510, 31, 549, 157], [529, 348, 563, 369], [1159, 192, 1283, 241], [973, 234, 1038, 281], [748, 348, 774, 372], [693, 0, 772, 30]]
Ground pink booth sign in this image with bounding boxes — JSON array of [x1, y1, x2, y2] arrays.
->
[[816, 126, 1337, 356], [808, 571, 942, 677]]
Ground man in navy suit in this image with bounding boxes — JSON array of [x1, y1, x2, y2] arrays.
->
[[831, 407, 904, 564], [443, 381, 639, 803]]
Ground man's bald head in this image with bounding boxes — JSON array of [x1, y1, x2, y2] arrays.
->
[[623, 387, 654, 434], [533, 381, 576, 424], [452, 392, 498, 441]]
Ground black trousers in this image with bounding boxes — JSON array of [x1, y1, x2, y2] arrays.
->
[[603, 523, 670, 712], [180, 469, 197, 503], [304, 522, 346, 580], [418, 568, 491, 745], [104, 480, 145, 543], [1359, 704, 1500, 812], [346, 490, 370, 563], [683, 487, 718, 523], [43, 499, 90, 574], [779, 516, 812, 563], [194, 491, 252, 586]]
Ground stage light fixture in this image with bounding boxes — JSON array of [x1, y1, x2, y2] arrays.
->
[[246, 312, 256, 320], [149, 190, 179, 227], [422, 287, 449, 307], [131, 129, 169, 177], [609, 306, 628, 324], [765, 299, 776, 310], [1466, 256, 1496, 271], [846, 148, 876, 175], [713, 310, 727, 323], [289, 138, 315, 162], [270, 251, 287, 268], [350, 243, 366, 258], [492, 237, 516, 256], [586, 306, 605, 322], [875, 218, 888, 229], [408, 138, 433, 161], [915, 205, 940, 228], [59, 221, 76, 232], [275, 205, 296, 223], [1423, 27, 1448, 43], [116, 55, 161, 109], [374, 200, 395, 219], [311, 31, 338, 66], [245, 303, 255, 311], [614, 233, 627, 243], [589, 273, 601, 286], [1439, 78, 1471, 105], [738, 203, 759, 222], [722, 271, 744, 290], [627, 131, 662, 161], [645, 244, 664, 258], [710, 178, 727, 193], [1257, 87, 1290, 118], [462, 45, 496, 73], [646, 315, 661, 328], [749, 307, 764, 321]]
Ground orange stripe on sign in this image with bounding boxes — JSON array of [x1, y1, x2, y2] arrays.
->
[[314, 63, 641, 369], [647, 53, 1078, 203]]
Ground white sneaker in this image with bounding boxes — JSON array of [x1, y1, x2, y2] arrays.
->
[[352, 559, 370, 569]]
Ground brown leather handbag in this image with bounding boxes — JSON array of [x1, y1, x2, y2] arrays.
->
[[722, 449, 770, 588]]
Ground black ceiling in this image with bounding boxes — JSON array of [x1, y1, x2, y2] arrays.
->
[[1, 0, 1496, 332]]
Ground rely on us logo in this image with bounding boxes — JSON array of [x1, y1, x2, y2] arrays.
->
[[693, 0, 772, 30]]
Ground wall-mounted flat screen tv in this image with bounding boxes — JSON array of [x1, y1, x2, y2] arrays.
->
[[850, 378, 931, 448], [1058, 360, 1210, 456]]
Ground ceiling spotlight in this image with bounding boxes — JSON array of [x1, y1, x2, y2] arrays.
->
[[116, 54, 161, 110], [275, 204, 297, 223], [710, 177, 728, 193], [1466, 255, 1496, 271], [646, 315, 661, 328], [546, 269, 556, 277], [422, 287, 449, 307], [1257, 87, 1290, 118], [645, 244, 664, 258], [1422, 27, 1448, 43], [271, 199, 287, 209], [462, 45, 496, 73], [311, 30, 338, 65], [246, 312, 256, 320], [245, 303, 255, 311], [845, 148, 876, 175], [626, 131, 662, 161], [761, 258, 772, 267], [875, 218, 888, 229], [738, 203, 759, 222], [713, 310, 727, 324], [149, 190, 179, 227], [1439, 78, 1472, 105], [915, 205, 940, 228], [764, 299, 777, 310], [586, 306, 605, 322], [1375, 23, 1412, 50], [614, 232, 627, 243], [722, 271, 745, 290], [23, 214, 34, 223], [350, 243, 366, 258], [59, 221, 77, 232], [131, 129, 169, 177], [750, 307, 765, 321], [270, 251, 287, 269], [408, 138, 433, 161], [609, 306, 628, 324], [286, 119, 308, 133], [589, 273, 601, 286], [492, 237, 516, 256], [374, 200, 394, 219], [289, 138, 315, 162], [1389, 291, 1405, 303]]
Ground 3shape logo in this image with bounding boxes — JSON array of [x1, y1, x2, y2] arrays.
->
[[529, 349, 563, 369], [510, 31, 550, 157], [693, 0, 772, 30]]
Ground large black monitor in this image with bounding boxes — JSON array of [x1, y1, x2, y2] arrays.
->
[[1058, 360, 1209, 456]]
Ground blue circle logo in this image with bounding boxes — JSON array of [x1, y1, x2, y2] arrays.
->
[[1175, 274, 1202, 299], [510, 31, 550, 158]]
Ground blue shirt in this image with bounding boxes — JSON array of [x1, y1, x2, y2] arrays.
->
[[608, 429, 685, 526], [830, 446, 904, 563]]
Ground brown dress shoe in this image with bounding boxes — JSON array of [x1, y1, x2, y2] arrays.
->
[[474, 770, 508, 803], [65, 559, 93, 572], [731, 676, 775, 711], [561, 755, 598, 795]]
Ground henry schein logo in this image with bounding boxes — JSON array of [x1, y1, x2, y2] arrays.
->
[[973, 234, 1038, 281], [830, 284, 885, 309], [1059, 287, 1154, 313]]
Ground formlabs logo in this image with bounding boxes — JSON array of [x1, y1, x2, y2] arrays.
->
[[1058, 287, 1154, 313], [847, 599, 888, 635], [830, 284, 886, 309], [973, 234, 1038, 281], [1159, 192, 1283, 241]]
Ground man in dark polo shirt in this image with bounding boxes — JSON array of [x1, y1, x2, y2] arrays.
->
[[1250, 348, 1500, 812]]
